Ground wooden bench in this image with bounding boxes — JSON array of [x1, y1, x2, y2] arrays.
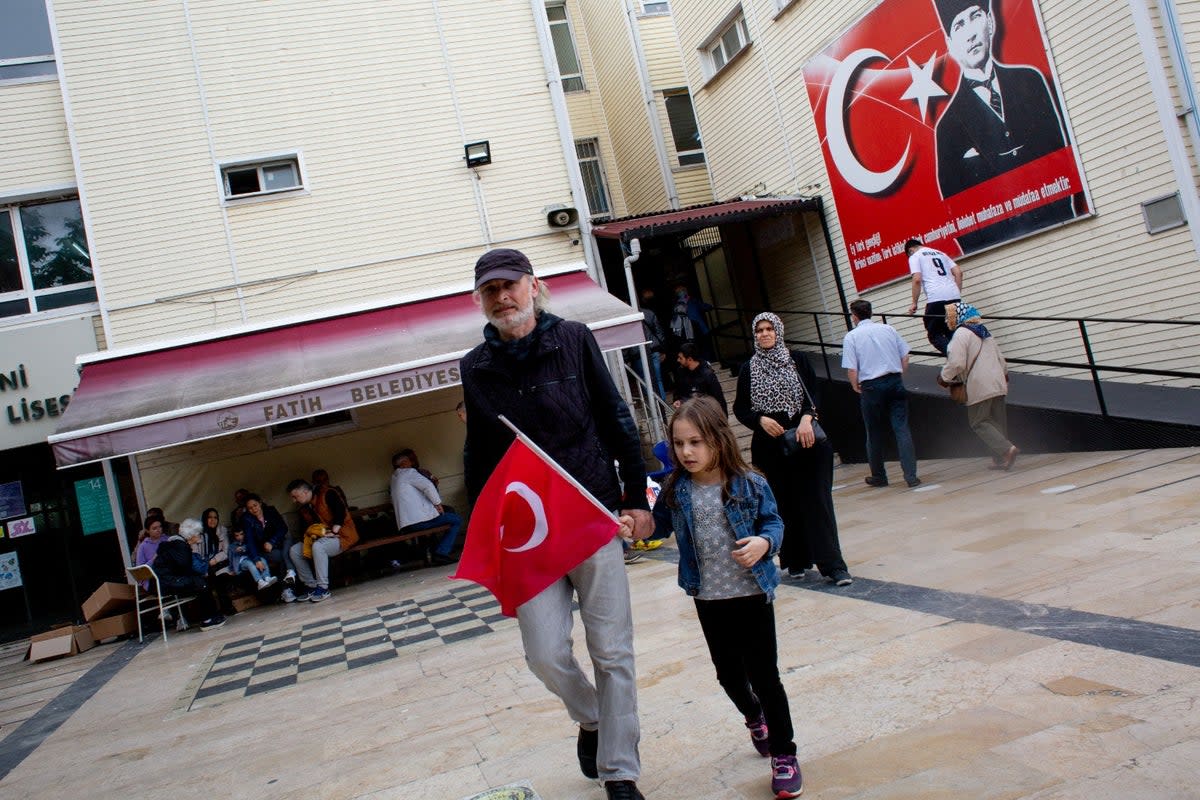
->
[[331, 506, 452, 585]]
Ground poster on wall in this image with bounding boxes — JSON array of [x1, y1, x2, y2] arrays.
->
[[803, 0, 1090, 291], [0, 551, 21, 590], [74, 477, 115, 536], [7, 516, 36, 538], [0, 481, 25, 520]]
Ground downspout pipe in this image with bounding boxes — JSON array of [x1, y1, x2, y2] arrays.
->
[[625, 238, 664, 441], [529, 0, 603, 283], [1156, 0, 1200, 173], [815, 197, 851, 328], [1127, 0, 1200, 263], [622, 0, 680, 209]]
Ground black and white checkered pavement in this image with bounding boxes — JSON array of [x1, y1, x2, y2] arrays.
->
[[188, 583, 512, 711]]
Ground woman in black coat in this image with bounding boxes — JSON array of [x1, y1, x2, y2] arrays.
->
[[733, 312, 852, 586], [153, 518, 227, 630]]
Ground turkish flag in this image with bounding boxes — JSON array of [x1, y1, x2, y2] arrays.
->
[[452, 438, 619, 616]]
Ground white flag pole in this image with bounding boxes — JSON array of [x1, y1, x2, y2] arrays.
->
[[498, 415, 619, 522]]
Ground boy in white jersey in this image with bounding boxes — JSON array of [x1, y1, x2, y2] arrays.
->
[[906, 238, 962, 355]]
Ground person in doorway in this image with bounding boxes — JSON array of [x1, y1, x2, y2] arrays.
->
[[733, 312, 852, 586], [461, 247, 652, 800], [669, 283, 714, 362], [841, 299, 920, 488], [648, 398, 804, 798], [286, 478, 358, 603], [390, 450, 461, 565], [673, 342, 727, 415], [906, 238, 962, 355], [939, 302, 1019, 469], [455, 400, 468, 424]]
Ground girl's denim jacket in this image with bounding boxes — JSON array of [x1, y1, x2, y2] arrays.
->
[[651, 471, 784, 600]]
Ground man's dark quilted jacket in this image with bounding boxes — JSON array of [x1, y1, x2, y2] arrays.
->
[[461, 313, 649, 512]]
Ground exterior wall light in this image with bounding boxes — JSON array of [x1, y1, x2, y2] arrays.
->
[[464, 141, 491, 167]]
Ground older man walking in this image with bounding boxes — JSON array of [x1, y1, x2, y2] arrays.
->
[[842, 299, 920, 488], [460, 249, 653, 800]]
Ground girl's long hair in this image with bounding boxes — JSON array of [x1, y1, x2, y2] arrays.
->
[[200, 506, 222, 552], [660, 397, 755, 508]]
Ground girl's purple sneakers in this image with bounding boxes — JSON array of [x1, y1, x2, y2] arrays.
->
[[771, 754, 804, 798], [746, 712, 771, 757]]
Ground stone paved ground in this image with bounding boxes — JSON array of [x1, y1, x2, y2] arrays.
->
[[1, 448, 1197, 799]]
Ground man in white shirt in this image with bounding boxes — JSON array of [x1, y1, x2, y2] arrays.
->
[[389, 451, 462, 565], [906, 238, 962, 355], [842, 299, 920, 488]]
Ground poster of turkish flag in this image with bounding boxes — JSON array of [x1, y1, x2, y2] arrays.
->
[[803, 0, 1090, 291], [452, 437, 619, 617]]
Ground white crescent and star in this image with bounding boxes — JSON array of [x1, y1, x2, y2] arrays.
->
[[501, 481, 549, 553], [825, 48, 948, 195]]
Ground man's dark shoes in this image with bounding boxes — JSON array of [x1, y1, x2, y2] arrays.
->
[[430, 552, 459, 566], [604, 781, 645, 800], [906, 477, 922, 488], [864, 476, 888, 487], [830, 570, 853, 586], [577, 726, 598, 779]]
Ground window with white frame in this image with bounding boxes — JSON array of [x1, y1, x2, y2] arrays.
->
[[0, 0, 55, 82], [664, 90, 705, 166], [221, 157, 303, 200], [575, 138, 612, 219], [703, 10, 751, 77], [0, 198, 97, 319], [641, 1, 671, 14], [546, 2, 585, 92], [266, 409, 357, 446]]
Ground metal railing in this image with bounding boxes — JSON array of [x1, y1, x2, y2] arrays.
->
[[708, 307, 1200, 419]]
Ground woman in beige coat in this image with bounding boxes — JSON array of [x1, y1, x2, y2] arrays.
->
[[939, 302, 1019, 470]]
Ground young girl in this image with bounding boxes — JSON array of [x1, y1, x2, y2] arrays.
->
[[641, 397, 804, 798]]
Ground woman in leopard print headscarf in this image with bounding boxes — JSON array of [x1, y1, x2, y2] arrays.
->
[[733, 312, 853, 586]]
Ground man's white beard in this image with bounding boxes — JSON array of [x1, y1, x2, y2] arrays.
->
[[488, 300, 535, 334]]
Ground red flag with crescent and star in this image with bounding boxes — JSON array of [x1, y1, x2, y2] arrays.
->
[[802, 0, 1089, 291], [452, 436, 619, 617]]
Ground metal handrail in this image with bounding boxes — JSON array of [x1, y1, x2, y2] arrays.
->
[[707, 306, 1200, 419]]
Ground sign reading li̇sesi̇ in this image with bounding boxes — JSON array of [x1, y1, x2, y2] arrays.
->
[[802, 0, 1090, 291]]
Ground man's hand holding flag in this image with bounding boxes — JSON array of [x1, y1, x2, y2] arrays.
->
[[452, 418, 641, 616]]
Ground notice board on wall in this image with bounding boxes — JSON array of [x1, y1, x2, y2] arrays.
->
[[74, 477, 115, 536]]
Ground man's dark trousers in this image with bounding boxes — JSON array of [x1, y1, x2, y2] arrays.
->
[[860, 373, 918, 484], [922, 299, 958, 355]]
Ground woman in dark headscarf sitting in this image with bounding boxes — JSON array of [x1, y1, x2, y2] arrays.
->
[[939, 302, 1018, 470], [733, 312, 853, 586]]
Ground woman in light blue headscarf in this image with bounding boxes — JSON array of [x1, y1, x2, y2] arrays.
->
[[940, 302, 1019, 470]]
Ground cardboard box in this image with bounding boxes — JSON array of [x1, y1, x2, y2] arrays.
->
[[81, 581, 136, 622], [88, 611, 139, 642], [25, 625, 95, 662]]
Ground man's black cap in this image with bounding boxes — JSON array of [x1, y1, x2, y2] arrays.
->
[[933, 0, 990, 33], [474, 248, 534, 289]]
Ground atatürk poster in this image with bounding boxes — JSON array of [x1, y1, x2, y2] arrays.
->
[[804, 0, 1090, 291]]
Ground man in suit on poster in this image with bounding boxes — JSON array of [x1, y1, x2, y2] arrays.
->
[[933, 0, 1076, 251]]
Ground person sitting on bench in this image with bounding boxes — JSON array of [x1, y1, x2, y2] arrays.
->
[[390, 450, 462, 565], [286, 478, 358, 603]]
